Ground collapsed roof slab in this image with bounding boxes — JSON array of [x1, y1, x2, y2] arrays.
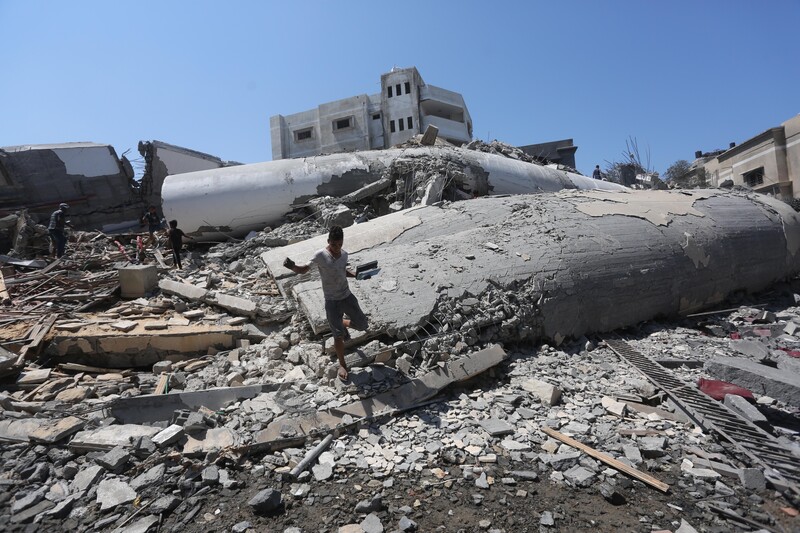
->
[[47, 323, 242, 368], [161, 146, 627, 241], [262, 189, 800, 343]]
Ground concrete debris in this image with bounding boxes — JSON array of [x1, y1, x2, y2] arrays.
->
[[0, 146, 799, 532], [163, 144, 626, 241]]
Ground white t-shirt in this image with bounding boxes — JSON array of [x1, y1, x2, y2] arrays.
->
[[309, 248, 351, 301]]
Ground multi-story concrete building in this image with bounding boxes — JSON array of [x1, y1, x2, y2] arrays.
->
[[270, 67, 472, 160], [688, 114, 800, 199]]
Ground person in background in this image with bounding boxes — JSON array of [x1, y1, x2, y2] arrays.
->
[[592, 165, 602, 180], [167, 219, 193, 269], [141, 205, 164, 246], [48, 203, 72, 258]]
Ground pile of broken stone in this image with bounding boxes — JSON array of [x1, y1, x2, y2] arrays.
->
[[1, 235, 799, 532], [1, 169, 799, 532]]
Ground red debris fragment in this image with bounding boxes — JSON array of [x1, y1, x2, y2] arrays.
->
[[730, 332, 741, 340], [777, 347, 800, 358], [697, 377, 754, 401]]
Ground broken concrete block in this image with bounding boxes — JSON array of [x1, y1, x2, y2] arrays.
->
[[601, 396, 627, 417], [214, 293, 257, 317], [182, 428, 240, 457], [226, 371, 245, 386], [704, 357, 800, 407], [739, 467, 766, 491], [119, 264, 158, 299], [111, 320, 138, 332], [96, 446, 131, 473], [55, 386, 92, 403], [16, 368, 51, 385], [420, 124, 439, 145], [71, 465, 104, 493], [152, 361, 172, 374], [69, 424, 161, 452], [30, 416, 86, 444], [248, 488, 282, 515], [638, 436, 667, 458], [479, 416, 515, 436], [96, 478, 136, 511], [130, 463, 166, 491], [167, 316, 191, 326], [159, 279, 208, 302], [723, 394, 768, 427], [521, 379, 561, 406]]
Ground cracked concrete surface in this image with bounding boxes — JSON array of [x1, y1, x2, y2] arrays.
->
[[264, 189, 800, 346]]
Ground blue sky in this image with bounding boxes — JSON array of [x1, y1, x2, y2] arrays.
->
[[1, 0, 798, 177]]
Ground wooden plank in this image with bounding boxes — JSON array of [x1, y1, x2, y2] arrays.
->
[[20, 314, 57, 360], [153, 250, 169, 269], [0, 269, 11, 304], [541, 426, 670, 493], [154, 373, 170, 395]]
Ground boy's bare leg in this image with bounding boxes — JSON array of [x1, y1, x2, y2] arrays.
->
[[334, 337, 348, 380]]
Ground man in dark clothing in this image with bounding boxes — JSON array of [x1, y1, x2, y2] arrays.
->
[[167, 219, 192, 269], [48, 203, 71, 258], [141, 205, 164, 246], [592, 165, 602, 180]]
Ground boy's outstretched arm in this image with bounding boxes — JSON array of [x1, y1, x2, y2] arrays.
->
[[284, 257, 310, 274]]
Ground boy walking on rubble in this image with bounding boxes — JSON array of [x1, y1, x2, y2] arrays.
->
[[166, 219, 193, 269], [283, 225, 369, 382]]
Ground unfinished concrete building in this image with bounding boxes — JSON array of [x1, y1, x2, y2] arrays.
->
[[269, 67, 473, 160], [0, 142, 142, 231], [518, 138, 579, 169], [689, 114, 800, 199]]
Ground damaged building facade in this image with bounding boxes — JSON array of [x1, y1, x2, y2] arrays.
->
[[688, 114, 800, 199], [269, 67, 473, 160], [0, 142, 142, 232]]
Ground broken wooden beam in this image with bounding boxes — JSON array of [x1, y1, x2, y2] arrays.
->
[[541, 426, 669, 493]]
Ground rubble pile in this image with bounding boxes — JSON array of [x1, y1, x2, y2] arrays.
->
[[1, 195, 799, 532]]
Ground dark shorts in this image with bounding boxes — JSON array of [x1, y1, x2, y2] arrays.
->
[[148, 224, 161, 234], [325, 293, 368, 339]]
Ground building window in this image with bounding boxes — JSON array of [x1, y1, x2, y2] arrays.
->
[[743, 167, 765, 187], [395, 84, 401, 96], [387, 86, 393, 98], [294, 127, 313, 142], [390, 120, 396, 133], [372, 113, 380, 120], [333, 116, 353, 132], [404, 81, 411, 94], [407, 117, 413, 129], [398, 118, 405, 131]]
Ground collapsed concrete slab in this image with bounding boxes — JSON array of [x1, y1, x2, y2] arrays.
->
[[263, 189, 800, 344], [705, 357, 800, 407], [162, 145, 627, 241], [69, 424, 161, 452], [47, 323, 242, 368], [109, 383, 287, 424], [253, 344, 506, 449]]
